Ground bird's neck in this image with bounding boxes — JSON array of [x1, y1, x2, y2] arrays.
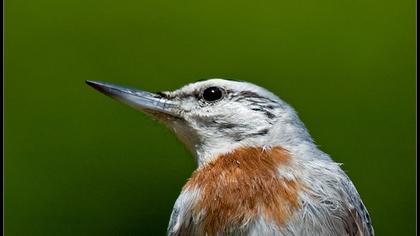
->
[[194, 137, 322, 167], [168, 114, 327, 167]]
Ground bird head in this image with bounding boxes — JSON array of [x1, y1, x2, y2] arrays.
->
[[87, 79, 314, 166]]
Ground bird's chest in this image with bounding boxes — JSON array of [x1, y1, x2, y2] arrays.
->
[[169, 147, 302, 236]]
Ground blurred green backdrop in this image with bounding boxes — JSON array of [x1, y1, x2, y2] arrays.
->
[[5, 0, 416, 235]]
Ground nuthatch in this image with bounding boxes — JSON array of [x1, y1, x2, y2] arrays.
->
[[87, 79, 374, 236]]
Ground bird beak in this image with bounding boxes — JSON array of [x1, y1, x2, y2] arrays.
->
[[86, 80, 179, 118]]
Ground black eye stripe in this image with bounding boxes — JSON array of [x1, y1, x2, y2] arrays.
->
[[202, 87, 224, 102]]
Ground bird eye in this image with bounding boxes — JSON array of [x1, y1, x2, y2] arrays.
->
[[201, 87, 224, 102]]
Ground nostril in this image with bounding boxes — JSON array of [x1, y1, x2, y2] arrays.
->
[[156, 91, 169, 98]]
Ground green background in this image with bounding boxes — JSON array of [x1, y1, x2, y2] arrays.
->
[[5, 0, 416, 235]]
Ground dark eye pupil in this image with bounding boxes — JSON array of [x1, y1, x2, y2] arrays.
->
[[202, 87, 223, 102]]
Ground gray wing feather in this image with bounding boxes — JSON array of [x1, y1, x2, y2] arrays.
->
[[340, 176, 374, 236]]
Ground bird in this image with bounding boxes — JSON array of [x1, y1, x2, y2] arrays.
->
[[86, 78, 374, 236]]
